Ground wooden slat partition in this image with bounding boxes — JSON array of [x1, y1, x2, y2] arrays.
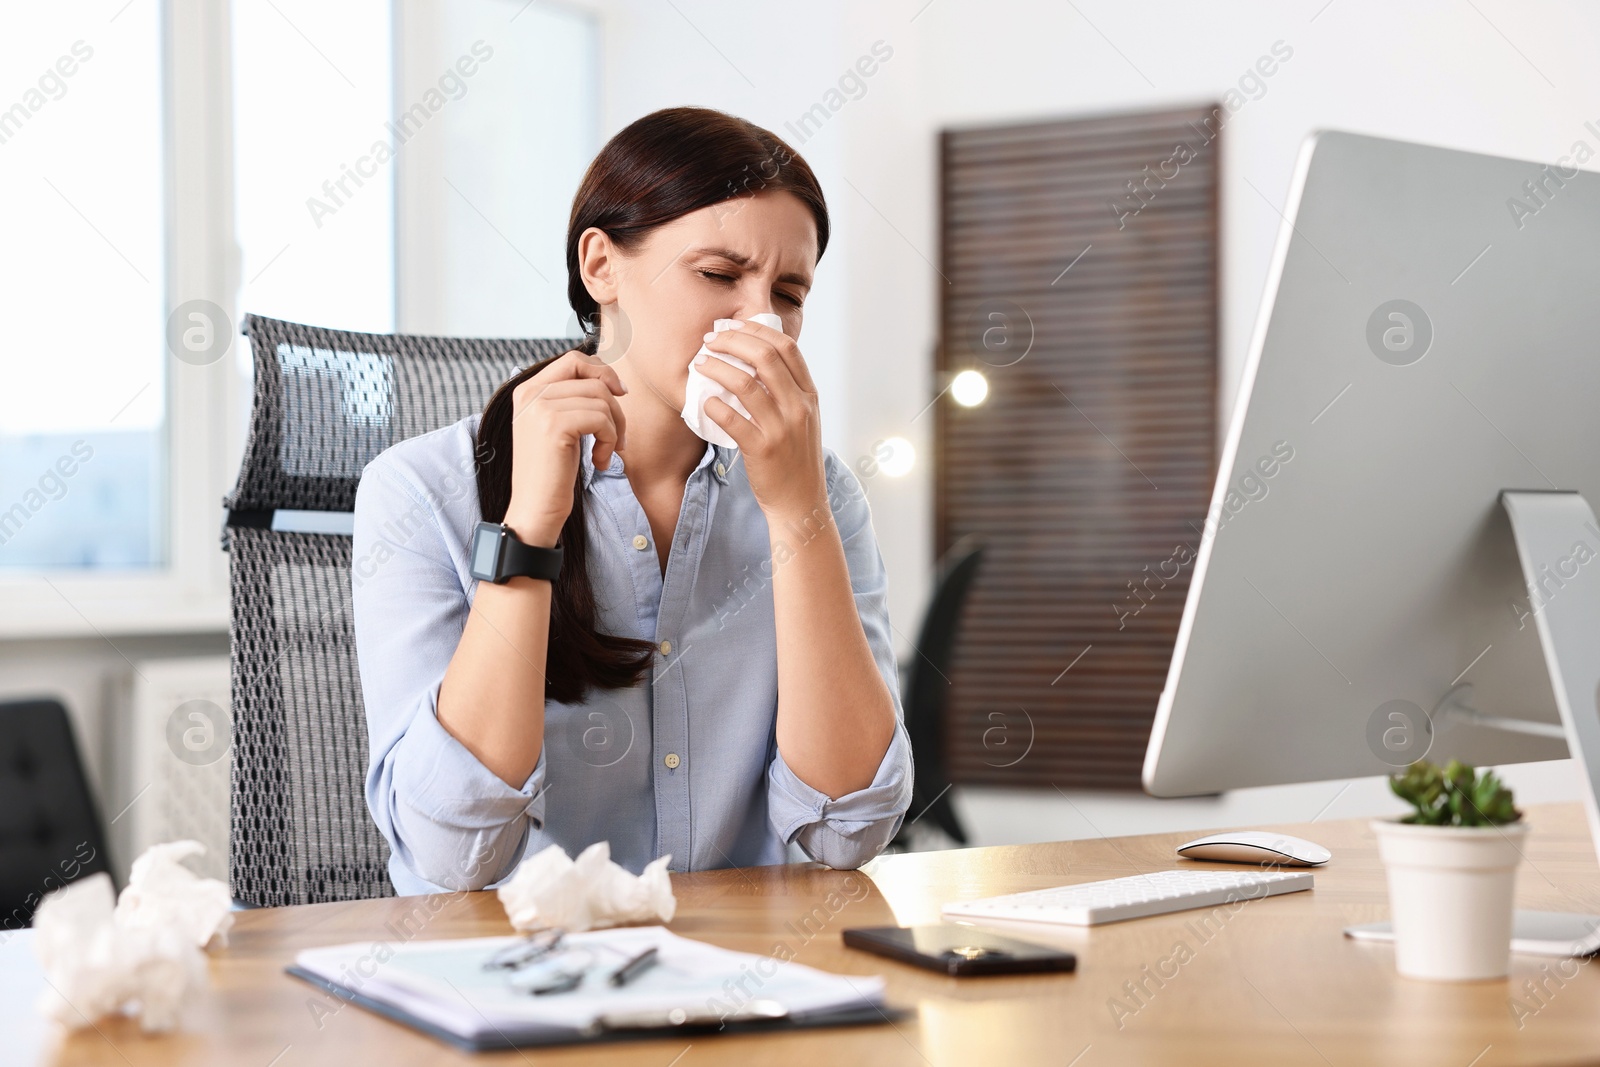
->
[[937, 105, 1220, 789]]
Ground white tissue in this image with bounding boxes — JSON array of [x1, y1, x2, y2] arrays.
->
[[680, 312, 784, 448], [496, 841, 676, 933], [114, 840, 235, 949], [31, 840, 233, 1033]]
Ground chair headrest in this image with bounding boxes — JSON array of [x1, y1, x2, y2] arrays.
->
[[222, 313, 582, 518]]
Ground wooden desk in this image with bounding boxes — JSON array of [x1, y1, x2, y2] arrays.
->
[[19, 802, 1600, 1066]]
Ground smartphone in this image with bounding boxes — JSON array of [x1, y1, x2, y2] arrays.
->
[[842, 924, 1078, 977]]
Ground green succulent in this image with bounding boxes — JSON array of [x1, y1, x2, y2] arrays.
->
[[1388, 758, 1521, 827]]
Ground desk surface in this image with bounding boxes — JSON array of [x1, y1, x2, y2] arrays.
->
[[17, 802, 1600, 1066]]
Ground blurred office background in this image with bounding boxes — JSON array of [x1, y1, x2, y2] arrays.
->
[[3, 0, 1598, 883]]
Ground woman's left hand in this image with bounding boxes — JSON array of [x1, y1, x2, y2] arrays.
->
[[695, 319, 828, 521]]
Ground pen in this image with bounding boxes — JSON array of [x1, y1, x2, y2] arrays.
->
[[607, 945, 659, 987]]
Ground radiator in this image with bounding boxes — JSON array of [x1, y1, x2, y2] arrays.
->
[[119, 656, 232, 883]]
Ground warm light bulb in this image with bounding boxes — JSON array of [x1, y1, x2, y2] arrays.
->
[[951, 369, 989, 407], [876, 437, 915, 477]]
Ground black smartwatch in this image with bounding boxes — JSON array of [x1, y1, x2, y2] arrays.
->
[[469, 521, 563, 584]]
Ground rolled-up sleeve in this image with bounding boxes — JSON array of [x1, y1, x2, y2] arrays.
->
[[351, 458, 546, 893], [765, 451, 915, 869]]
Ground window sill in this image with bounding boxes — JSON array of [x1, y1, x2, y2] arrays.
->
[[0, 583, 230, 640]]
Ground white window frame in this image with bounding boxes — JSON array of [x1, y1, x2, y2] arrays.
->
[[0, 0, 240, 639]]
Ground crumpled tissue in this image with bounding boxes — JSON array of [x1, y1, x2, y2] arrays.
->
[[32, 840, 234, 1032], [680, 312, 784, 448], [497, 841, 676, 933], [114, 840, 235, 948]]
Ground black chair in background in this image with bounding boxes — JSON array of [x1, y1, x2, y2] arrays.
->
[[222, 313, 581, 907], [893, 534, 986, 849], [0, 698, 111, 929]]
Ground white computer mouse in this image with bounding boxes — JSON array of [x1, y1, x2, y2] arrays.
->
[[1175, 830, 1331, 867]]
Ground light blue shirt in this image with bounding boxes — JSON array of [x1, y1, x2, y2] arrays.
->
[[351, 412, 913, 896]]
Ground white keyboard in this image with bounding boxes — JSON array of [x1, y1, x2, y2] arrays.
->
[[941, 869, 1314, 927]]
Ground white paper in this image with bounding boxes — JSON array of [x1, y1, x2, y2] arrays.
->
[[680, 312, 784, 448], [31, 840, 233, 1033], [496, 841, 676, 933]]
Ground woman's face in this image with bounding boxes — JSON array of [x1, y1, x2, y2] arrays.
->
[[579, 188, 818, 411]]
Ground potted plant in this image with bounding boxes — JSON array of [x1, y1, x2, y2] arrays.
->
[[1372, 758, 1526, 981]]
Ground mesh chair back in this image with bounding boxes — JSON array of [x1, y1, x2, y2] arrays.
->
[[222, 313, 580, 906]]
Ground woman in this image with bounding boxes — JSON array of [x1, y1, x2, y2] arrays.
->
[[352, 106, 913, 896]]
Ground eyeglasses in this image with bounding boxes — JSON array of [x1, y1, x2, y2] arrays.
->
[[482, 928, 566, 972], [482, 929, 660, 996]]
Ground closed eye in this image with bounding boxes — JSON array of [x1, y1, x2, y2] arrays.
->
[[697, 269, 803, 307]]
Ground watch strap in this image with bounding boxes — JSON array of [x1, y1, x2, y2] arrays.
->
[[501, 525, 563, 582]]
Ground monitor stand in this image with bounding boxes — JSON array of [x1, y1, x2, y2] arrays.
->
[[1344, 490, 1600, 958]]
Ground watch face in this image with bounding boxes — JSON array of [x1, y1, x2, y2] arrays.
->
[[470, 524, 501, 580]]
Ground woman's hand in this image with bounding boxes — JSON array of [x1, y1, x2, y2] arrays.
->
[[695, 320, 829, 521], [503, 351, 629, 547]]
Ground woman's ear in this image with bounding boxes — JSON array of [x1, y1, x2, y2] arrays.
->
[[576, 227, 621, 306]]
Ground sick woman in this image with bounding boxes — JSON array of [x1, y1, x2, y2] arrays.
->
[[351, 106, 912, 894]]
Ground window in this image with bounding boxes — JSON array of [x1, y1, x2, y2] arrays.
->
[[1, 0, 590, 635], [0, 4, 164, 569]]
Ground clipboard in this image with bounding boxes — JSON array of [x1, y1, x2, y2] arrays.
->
[[284, 927, 905, 1052], [287, 964, 901, 1051]]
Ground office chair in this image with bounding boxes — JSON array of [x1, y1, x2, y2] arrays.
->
[[0, 698, 112, 928], [222, 313, 581, 906], [893, 534, 986, 849]]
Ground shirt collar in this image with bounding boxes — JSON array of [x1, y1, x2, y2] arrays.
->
[[580, 433, 734, 489]]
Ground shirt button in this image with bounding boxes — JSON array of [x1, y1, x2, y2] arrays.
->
[[663, 753, 681, 770], [715, 461, 726, 477], [658, 639, 671, 655], [631, 533, 649, 550]]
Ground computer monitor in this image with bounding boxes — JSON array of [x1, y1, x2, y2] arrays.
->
[[1142, 130, 1600, 817]]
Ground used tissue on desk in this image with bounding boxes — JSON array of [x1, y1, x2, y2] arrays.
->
[[114, 840, 234, 949], [32, 840, 233, 1033], [680, 312, 783, 448], [497, 841, 675, 933]]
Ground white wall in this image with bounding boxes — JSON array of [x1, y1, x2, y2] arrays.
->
[[395, 0, 602, 336]]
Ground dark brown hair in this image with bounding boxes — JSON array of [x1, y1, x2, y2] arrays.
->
[[474, 106, 830, 705]]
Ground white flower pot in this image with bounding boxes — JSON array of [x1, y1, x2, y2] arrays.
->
[[1371, 817, 1528, 981]]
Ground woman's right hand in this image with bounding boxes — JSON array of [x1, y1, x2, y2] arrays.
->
[[502, 351, 629, 548]]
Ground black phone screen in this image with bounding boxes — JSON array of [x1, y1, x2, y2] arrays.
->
[[842, 924, 1078, 976]]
